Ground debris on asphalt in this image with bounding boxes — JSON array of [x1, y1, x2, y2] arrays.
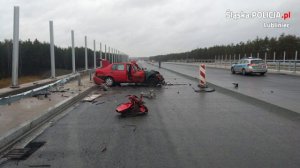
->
[[232, 83, 239, 88], [28, 164, 51, 167], [49, 86, 70, 93], [164, 82, 187, 86], [100, 143, 107, 153], [97, 84, 109, 91], [123, 125, 137, 132], [82, 93, 102, 102], [95, 101, 105, 105], [32, 91, 50, 99], [101, 147, 107, 152], [141, 90, 156, 99], [61, 94, 69, 98]]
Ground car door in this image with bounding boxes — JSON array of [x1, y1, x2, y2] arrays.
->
[[235, 60, 243, 72], [131, 64, 145, 83], [111, 63, 126, 82]]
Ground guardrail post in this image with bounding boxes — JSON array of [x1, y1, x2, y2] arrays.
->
[[289, 60, 291, 71], [77, 73, 82, 86], [71, 30, 75, 73], [295, 50, 298, 73], [257, 52, 259, 58], [273, 51, 276, 63], [238, 53, 240, 60], [283, 51, 286, 63], [93, 40, 96, 69], [11, 6, 20, 88], [85, 36, 88, 70], [49, 21, 55, 78]]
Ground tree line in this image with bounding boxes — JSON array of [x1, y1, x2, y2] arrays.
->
[[0, 39, 103, 79], [149, 34, 300, 62]]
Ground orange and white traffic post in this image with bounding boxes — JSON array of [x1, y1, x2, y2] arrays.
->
[[199, 64, 206, 88]]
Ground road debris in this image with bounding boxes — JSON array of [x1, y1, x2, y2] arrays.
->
[[32, 91, 50, 100], [82, 93, 102, 102], [141, 90, 156, 99], [28, 164, 51, 167], [100, 143, 107, 153], [232, 83, 239, 88], [164, 82, 187, 86], [101, 147, 107, 152], [49, 87, 70, 93], [61, 94, 69, 98], [95, 101, 105, 105], [123, 125, 137, 132]]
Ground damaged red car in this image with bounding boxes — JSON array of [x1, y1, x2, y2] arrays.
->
[[93, 60, 165, 87]]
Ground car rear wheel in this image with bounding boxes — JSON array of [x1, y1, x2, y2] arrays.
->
[[105, 77, 114, 87], [242, 69, 246, 76], [231, 68, 236, 74]]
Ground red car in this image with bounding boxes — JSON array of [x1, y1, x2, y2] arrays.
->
[[93, 60, 165, 87]]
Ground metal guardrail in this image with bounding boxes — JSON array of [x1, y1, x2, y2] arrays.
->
[[0, 73, 80, 106]]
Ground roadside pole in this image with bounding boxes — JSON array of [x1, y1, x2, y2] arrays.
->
[[93, 40, 96, 69], [264, 52, 267, 64], [99, 42, 102, 67], [108, 46, 110, 63], [295, 51, 298, 73], [85, 36, 88, 70], [49, 21, 55, 78], [105, 44, 107, 60], [11, 6, 20, 88], [71, 30, 75, 74]]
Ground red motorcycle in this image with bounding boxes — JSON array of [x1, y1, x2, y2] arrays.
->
[[116, 94, 148, 116]]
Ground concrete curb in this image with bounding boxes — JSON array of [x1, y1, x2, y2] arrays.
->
[[154, 63, 300, 116], [0, 85, 96, 152]]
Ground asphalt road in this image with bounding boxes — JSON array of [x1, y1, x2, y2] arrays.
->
[[1, 65, 300, 168], [160, 62, 300, 113]]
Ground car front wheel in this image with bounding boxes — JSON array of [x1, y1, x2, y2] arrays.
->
[[231, 68, 236, 74], [105, 77, 114, 86], [147, 76, 159, 87]]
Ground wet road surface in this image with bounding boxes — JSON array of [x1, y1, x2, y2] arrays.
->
[[1, 64, 300, 168], [160, 62, 300, 113]]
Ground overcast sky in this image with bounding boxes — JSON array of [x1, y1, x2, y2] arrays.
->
[[0, 0, 299, 57]]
